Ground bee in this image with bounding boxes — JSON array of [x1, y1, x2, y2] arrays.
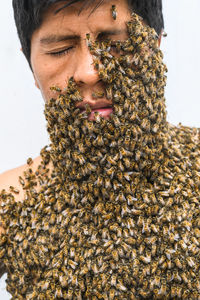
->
[[49, 212, 56, 225], [107, 140, 116, 149], [140, 252, 151, 264], [127, 194, 137, 206], [94, 174, 103, 187], [102, 177, 111, 190], [191, 236, 199, 246], [85, 32, 91, 48], [71, 274, 78, 286], [105, 86, 113, 100], [109, 288, 116, 300], [0, 248, 5, 259], [114, 104, 123, 117], [186, 256, 195, 268], [142, 220, 151, 234], [119, 147, 132, 158], [14, 231, 24, 242], [69, 247, 75, 258], [188, 243, 198, 255], [9, 185, 20, 195], [106, 166, 116, 179], [50, 85, 62, 93], [165, 198, 173, 208], [94, 135, 104, 147], [111, 5, 117, 20], [162, 31, 167, 37], [195, 280, 200, 292], [122, 158, 131, 171], [92, 91, 104, 99], [54, 286, 63, 298], [116, 282, 127, 292], [19, 175, 25, 186], [194, 227, 200, 238], [26, 291, 38, 300], [182, 220, 192, 231], [68, 259, 78, 270], [113, 90, 122, 103], [40, 279, 50, 291], [93, 111, 101, 123]]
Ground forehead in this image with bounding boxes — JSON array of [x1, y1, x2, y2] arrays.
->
[[39, 0, 131, 32]]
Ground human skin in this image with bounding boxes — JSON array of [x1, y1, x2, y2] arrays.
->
[[31, 0, 161, 120]]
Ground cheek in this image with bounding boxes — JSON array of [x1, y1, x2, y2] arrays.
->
[[32, 56, 75, 101]]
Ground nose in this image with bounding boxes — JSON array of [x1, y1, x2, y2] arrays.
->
[[73, 45, 100, 86]]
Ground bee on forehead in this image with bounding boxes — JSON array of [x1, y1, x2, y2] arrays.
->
[[85, 32, 92, 49], [111, 4, 117, 20]]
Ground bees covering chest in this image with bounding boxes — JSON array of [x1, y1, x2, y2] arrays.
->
[[1, 146, 200, 300]]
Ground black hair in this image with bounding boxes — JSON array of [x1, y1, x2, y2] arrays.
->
[[12, 0, 164, 68]]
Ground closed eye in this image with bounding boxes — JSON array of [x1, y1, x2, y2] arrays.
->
[[48, 46, 74, 57]]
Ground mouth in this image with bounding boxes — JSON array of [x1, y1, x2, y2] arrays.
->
[[79, 107, 113, 121]]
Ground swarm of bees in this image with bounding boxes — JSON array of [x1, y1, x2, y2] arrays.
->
[[0, 11, 200, 300]]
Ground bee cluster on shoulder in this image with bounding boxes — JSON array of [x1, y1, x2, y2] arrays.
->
[[0, 11, 200, 300]]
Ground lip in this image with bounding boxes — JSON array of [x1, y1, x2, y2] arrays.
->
[[80, 107, 113, 120]]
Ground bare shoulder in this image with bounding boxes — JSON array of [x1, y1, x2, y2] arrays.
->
[[0, 156, 42, 202]]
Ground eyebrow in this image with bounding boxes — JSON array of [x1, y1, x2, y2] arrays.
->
[[40, 29, 125, 45], [40, 34, 79, 45]]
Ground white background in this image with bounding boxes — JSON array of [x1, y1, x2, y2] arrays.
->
[[0, 0, 200, 298]]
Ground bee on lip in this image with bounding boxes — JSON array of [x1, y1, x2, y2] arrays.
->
[[0, 11, 200, 300]]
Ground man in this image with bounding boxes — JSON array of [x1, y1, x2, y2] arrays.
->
[[0, 0, 163, 199], [0, 0, 163, 214], [0, 0, 200, 299]]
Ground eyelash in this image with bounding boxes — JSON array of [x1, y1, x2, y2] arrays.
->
[[48, 39, 117, 57], [49, 47, 73, 57]]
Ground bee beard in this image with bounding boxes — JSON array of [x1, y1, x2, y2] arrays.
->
[[44, 13, 168, 201]]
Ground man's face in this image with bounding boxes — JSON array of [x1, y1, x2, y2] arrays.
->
[[31, 0, 132, 119]]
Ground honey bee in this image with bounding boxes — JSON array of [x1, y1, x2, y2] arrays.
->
[[85, 32, 91, 47], [19, 175, 25, 186], [194, 227, 200, 238], [111, 249, 118, 262], [9, 185, 20, 194], [92, 91, 104, 99], [68, 259, 78, 270], [111, 5, 117, 20], [93, 111, 102, 123], [95, 135, 105, 147], [105, 86, 113, 100], [54, 286, 63, 298], [140, 251, 151, 264], [0, 248, 5, 259], [162, 31, 167, 37], [191, 236, 199, 246], [186, 256, 195, 268], [142, 220, 151, 234], [188, 243, 198, 255], [26, 290, 38, 300], [50, 85, 62, 92]]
